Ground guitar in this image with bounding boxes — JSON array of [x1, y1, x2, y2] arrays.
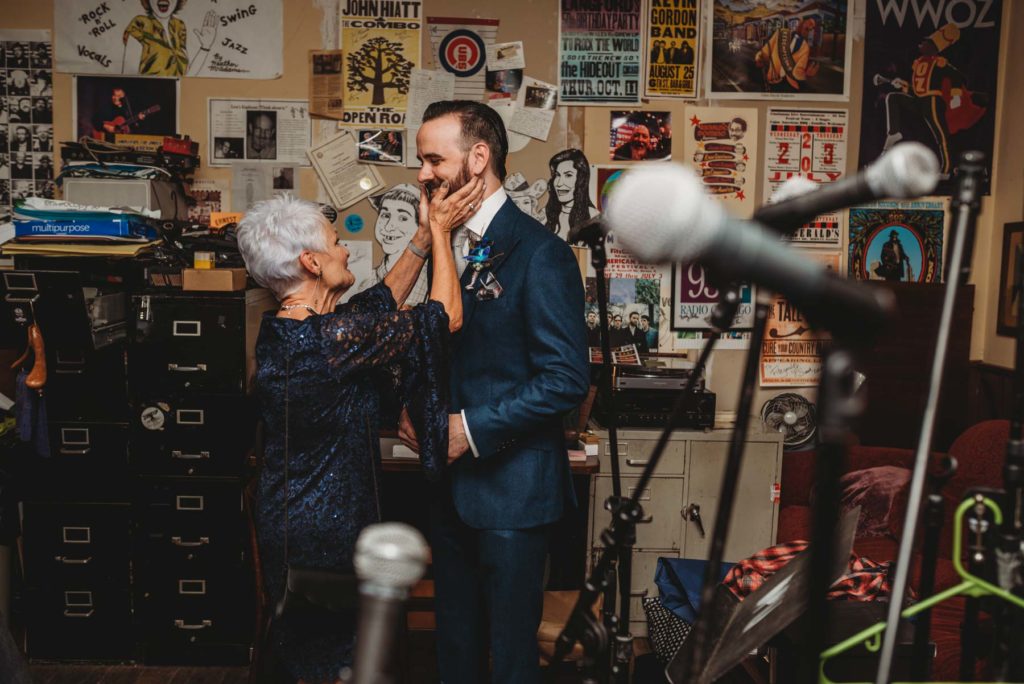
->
[[99, 104, 161, 135]]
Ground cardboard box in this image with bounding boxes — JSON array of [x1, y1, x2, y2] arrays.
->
[[183, 268, 248, 291]]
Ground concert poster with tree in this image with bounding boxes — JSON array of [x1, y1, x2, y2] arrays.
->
[[340, 0, 422, 129], [73, 74, 178, 142]]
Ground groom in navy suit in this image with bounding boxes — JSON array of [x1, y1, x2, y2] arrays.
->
[[402, 101, 589, 683]]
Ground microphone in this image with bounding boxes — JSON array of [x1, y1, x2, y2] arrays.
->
[[604, 164, 895, 338], [351, 523, 429, 684], [764, 176, 818, 206], [754, 142, 939, 233]]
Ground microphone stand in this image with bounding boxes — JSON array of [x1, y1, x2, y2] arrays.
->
[[548, 252, 718, 681], [993, 225, 1024, 680], [799, 342, 869, 683], [680, 284, 767, 684], [591, 228, 627, 683], [910, 456, 957, 681], [568, 218, 626, 683], [873, 151, 986, 684]]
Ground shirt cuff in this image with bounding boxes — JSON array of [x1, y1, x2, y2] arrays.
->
[[461, 409, 481, 459]]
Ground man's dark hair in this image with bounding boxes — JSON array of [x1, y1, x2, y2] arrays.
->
[[422, 100, 508, 181]]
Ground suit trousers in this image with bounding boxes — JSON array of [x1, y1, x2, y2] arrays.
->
[[430, 492, 549, 684]]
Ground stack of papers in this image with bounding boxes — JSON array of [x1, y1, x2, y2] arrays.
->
[[1, 240, 161, 257], [2, 198, 163, 257]]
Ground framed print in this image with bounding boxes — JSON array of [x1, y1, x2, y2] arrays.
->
[[998, 221, 1024, 337]]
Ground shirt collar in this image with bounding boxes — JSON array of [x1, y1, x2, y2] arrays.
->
[[464, 187, 507, 239]]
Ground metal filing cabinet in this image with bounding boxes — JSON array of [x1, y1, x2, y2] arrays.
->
[[20, 501, 134, 659], [128, 288, 273, 664], [587, 427, 783, 637], [0, 264, 135, 659], [3, 261, 272, 664]]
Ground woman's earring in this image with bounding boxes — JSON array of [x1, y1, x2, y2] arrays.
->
[[313, 270, 323, 308]]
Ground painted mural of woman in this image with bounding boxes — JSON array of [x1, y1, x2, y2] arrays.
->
[[544, 148, 599, 241], [122, 0, 218, 76]]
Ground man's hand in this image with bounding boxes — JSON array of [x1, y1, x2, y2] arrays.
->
[[398, 407, 419, 453], [806, 60, 821, 78], [448, 413, 470, 464]]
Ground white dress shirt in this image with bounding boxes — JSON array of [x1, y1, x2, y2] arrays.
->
[[456, 186, 507, 459]]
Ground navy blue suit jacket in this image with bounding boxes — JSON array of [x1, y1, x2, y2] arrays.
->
[[449, 198, 589, 530]]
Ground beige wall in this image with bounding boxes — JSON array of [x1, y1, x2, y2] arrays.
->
[[4, 0, 1023, 414]]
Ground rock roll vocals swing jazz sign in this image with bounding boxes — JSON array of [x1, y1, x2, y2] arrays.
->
[[55, 0, 283, 79]]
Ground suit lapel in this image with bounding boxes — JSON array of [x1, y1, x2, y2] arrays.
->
[[460, 198, 522, 330]]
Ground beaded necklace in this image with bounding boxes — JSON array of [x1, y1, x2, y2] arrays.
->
[[278, 303, 319, 316]]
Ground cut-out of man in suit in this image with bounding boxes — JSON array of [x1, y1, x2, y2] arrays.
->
[[401, 100, 589, 683]]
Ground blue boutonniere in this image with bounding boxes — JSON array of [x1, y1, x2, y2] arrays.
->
[[464, 237, 503, 292]]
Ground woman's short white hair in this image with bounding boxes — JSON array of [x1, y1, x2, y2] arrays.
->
[[236, 194, 330, 300]]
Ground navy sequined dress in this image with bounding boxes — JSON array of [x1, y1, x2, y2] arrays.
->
[[254, 283, 448, 683]]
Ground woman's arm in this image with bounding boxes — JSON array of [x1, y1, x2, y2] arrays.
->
[[381, 224, 432, 309], [383, 178, 483, 310], [421, 178, 485, 332]]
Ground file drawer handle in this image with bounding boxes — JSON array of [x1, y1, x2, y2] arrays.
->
[[171, 536, 210, 547], [64, 608, 94, 618], [174, 619, 213, 630], [630, 589, 649, 598], [54, 555, 92, 565], [167, 363, 207, 373], [54, 368, 85, 375], [686, 503, 706, 538], [172, 450, 211, 460], [625, 458, 649, 467], [59, 447, 91, 455]]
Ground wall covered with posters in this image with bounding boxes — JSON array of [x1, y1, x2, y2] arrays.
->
[[2, 0, 1023, 413]]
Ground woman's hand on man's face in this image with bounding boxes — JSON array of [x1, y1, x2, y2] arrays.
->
[[419, 176, 486, 235]]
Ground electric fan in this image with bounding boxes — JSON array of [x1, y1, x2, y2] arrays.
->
[[760, 393, 817, 450]]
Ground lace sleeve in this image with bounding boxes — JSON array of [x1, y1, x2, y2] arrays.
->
[[315, 302, 449, 480], [335, 281, 395, 315]]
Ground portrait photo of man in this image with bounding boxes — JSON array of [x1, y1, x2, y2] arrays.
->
[[246, 110, 277, 160], [611, 111, 672, 162]]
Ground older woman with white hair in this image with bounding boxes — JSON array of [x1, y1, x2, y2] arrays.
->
[[237, 179, 483, 684]]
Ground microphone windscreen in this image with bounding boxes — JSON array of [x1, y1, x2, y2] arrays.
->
[[767, 176, 818, 204], [354, 522, 429, 591], [604, 163, 723, 264], [865, 142, 940, 199]]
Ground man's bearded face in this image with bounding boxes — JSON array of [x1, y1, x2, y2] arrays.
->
[[425, 154, 472, 198]]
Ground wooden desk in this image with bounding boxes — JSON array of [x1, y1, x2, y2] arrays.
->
[[379, 436, 600, 473], [378, 437, 596, 590]]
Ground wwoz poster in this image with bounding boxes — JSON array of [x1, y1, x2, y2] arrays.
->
[[859, 0, 1001, 194]]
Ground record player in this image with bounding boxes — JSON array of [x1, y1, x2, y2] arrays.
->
[[593, 360, 716, 429]]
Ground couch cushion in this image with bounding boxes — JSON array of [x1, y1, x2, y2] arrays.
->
[[839, 466, 912, 537]]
